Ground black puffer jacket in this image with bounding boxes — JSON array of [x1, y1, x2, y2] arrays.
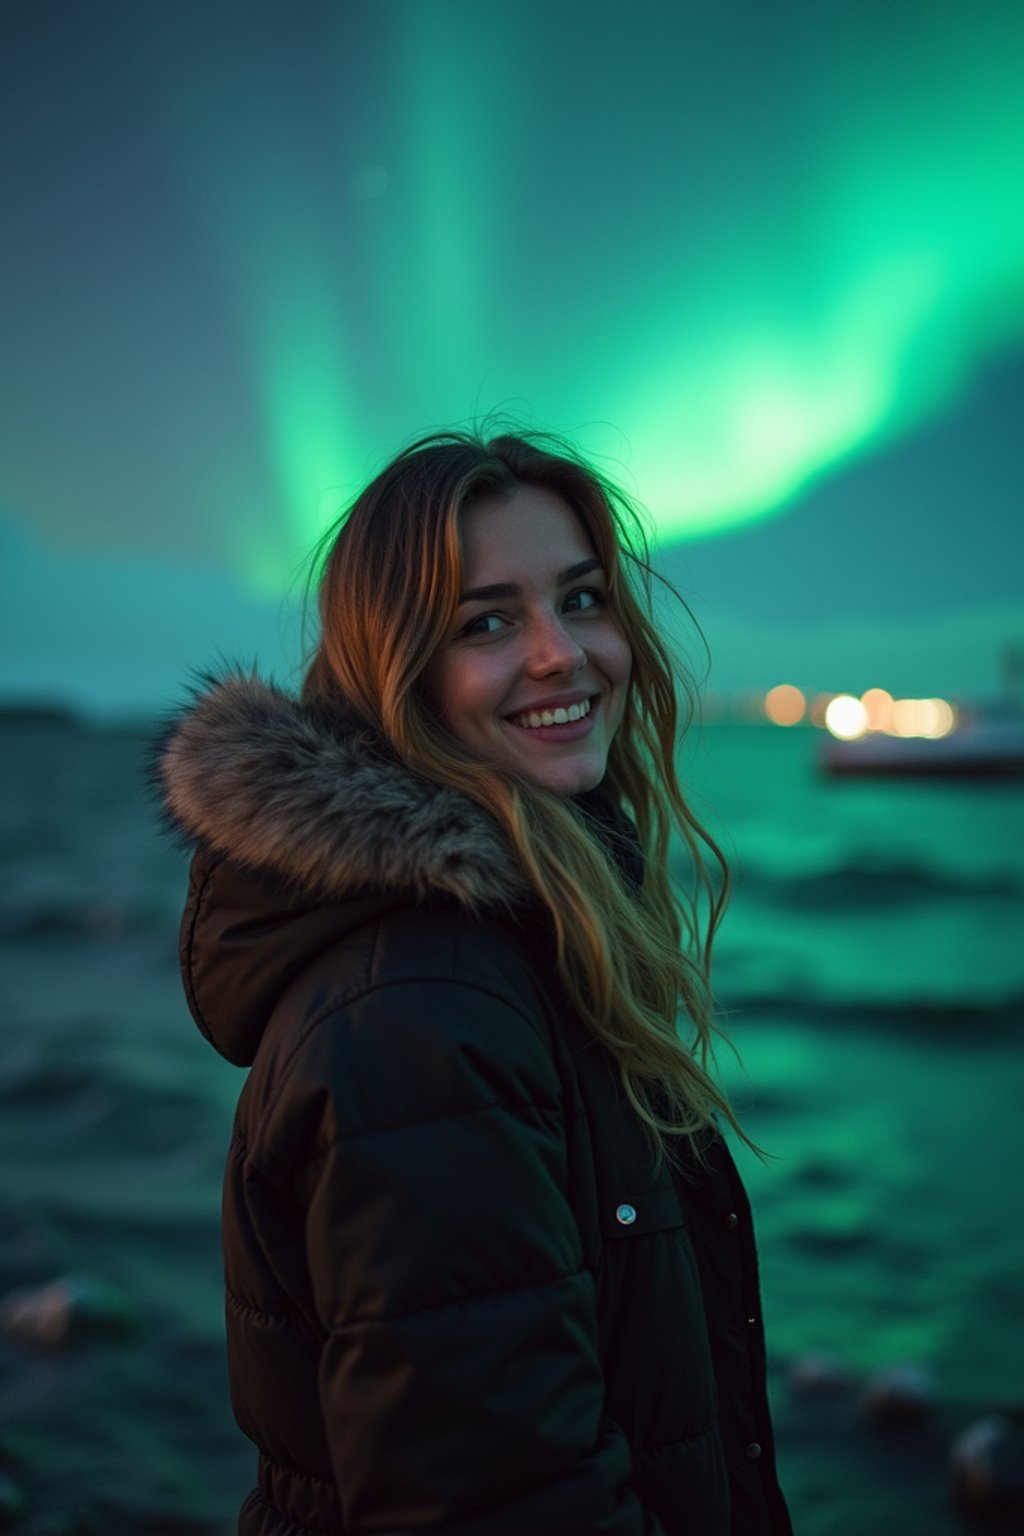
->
[[160, 675, 791, 1536]]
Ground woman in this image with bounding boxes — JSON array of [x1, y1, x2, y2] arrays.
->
[[158, 430, 792, 1536]]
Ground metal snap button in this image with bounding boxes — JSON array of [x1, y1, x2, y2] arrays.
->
[[615, 1203, 637, 1225], [726, 1212, 739, 1229], [745, 1442, 762, 1459]]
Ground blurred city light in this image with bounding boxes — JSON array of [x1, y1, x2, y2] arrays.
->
[[815, 690, 958, 739], [860, 687, 894, 732], [890, 696, 958, 738], [764, 683, 807, 725], [927, 698, 958, 738], [825, 695, 870, 739]]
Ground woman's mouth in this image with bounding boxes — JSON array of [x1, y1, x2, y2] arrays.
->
[[508, 697, 592, 730], [505, 696, 598, 741]]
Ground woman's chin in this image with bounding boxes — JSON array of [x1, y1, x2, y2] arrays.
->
[[518, 751, 607, 797], [478, 722, 611, 795]]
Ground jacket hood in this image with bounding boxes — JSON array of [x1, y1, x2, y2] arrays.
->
[[155, 672, 531, 1065], [157, 672, 528, 911], [156, 671, 641, 1066]]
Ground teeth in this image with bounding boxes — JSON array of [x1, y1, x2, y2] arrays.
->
[[511, 698, 592, 729]]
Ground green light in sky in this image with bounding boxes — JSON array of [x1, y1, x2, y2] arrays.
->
[[142, 41, 365, 593], [238, 274, 361, 591], [594, 5, 1024, 540], [612, 252, 960, 538], [394, 4, 505, 390], [212, 184, 366, 592], [144, 0, 1024, 580]]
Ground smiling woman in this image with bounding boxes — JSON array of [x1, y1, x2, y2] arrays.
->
[[157, 428, 792, 1536], [423, 484, 632, 795]]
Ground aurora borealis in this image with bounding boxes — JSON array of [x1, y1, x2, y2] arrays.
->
[[1, 0, 1023, 707]]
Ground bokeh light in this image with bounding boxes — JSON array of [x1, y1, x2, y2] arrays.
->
[[764, 684, 807, 726], [890, 696, 958, 737], [861, 687, 895, 731], [825, 694, 870, 739]]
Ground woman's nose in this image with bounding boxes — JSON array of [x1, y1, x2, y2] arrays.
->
[[524, 613, 586, 676]]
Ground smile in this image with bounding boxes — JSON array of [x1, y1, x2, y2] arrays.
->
[[507, 697, 594, 730]]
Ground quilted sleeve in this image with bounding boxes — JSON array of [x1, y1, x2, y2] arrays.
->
[[272, 976, 667, 1536]]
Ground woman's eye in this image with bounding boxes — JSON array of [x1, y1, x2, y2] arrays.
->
[[564, 586, 604, 612], [460, 612, 506, 637]]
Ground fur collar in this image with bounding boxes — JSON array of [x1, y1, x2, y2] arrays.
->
[[157, 672, 529, 911]]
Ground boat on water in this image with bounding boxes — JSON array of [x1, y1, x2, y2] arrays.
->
[[821, 710, 1024, 779]]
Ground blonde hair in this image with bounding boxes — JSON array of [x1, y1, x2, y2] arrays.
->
[[303, 428, 748, 1173]]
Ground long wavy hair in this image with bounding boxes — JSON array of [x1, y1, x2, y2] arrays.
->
[[302, 428, 748, 1172]]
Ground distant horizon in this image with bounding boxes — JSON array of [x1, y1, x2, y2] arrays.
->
[[2, 670, 1016, 730]]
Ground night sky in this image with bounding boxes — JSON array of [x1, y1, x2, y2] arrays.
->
[[2, 0, 1022, 713]]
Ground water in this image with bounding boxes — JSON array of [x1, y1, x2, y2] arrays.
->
[[1, 715, 1022, 1533], [685, 722, 1024, 1013]]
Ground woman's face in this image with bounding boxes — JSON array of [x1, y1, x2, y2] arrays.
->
[[424, 483, 632, 795]]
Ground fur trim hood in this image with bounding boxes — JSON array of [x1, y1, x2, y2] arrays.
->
[[157, 672, 529, 910], [156, 671, 642, 1065]]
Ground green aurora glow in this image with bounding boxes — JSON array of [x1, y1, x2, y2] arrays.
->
[[18, 1, 1024, 592]]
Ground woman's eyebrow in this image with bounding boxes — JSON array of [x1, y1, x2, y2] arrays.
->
[[458, 557, 603, 605]]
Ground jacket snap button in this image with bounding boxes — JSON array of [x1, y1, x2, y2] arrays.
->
[[726, 1212, 739, 1229], [615, 1203, 637, 1225], [745, 1442, 762, 1459]]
